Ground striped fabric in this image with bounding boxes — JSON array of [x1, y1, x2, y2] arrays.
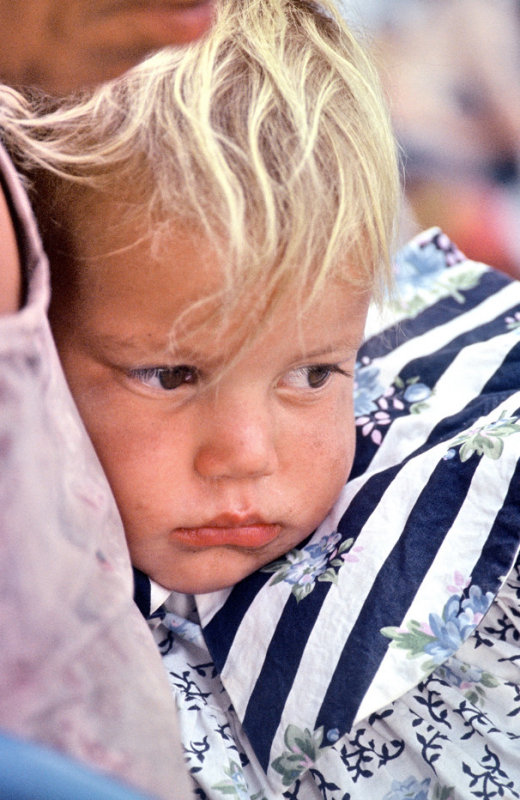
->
[[193, 229, 520, 786]]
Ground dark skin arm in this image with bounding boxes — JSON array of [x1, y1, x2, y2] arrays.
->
[[0, 189, 20, 313]]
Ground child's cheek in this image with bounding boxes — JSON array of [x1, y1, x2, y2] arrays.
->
[[300, 405, 355, 526]]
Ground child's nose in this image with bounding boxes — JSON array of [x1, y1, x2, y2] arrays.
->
[[194, 393, 278, 481]]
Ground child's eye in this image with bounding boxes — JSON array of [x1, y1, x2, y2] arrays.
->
[[282, 364, 349, 390], [128, 365, 199, 391]]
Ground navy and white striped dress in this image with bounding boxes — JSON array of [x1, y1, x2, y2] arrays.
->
[[140, 229, 520, 800]]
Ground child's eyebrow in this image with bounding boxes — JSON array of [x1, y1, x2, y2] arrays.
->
[[88, 332, 363, 365], [296, 340, 364, 360], [89, 331, 174, 359], [90, 330, 217, 366]]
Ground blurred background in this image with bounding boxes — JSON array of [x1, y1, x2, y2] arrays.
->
[[342, 0, 520, 278]]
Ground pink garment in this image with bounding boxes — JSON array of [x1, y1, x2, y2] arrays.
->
[[0, 142, 191, 800]]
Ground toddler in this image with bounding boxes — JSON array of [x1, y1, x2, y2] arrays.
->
[[7, 0, 520, 797], [14, 0, 398, 599]]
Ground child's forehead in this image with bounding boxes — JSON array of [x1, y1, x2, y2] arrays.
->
[[65, 191, 369, 347], [68, 196, 215, 284], [77, 275, 368, 379], [64, 173, 375, 300]]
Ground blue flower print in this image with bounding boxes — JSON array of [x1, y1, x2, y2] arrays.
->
[[395, 229, 465, 285], [437, 659, 483, 690], [356, 365, 433, 446], [383, 775, 431, 800], [161, 611, 202, 644], [391, 229, 480, 318], [395, 239, 450, 290], [262, 532, 356, 602], [436, 656, 499, 705], [423, 588, 494, 664], [354, 362, 385, 416], [381, 577, 494, 672], [402, 382, 431, 404], [463, 584, 494, 616], [303, 534, 343, 563], [282, 535, 339, 585], [425, 597, 477, 663]]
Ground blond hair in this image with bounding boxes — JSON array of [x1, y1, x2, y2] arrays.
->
[[1, 0, 399, 319]]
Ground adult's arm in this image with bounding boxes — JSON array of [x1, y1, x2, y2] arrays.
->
[[0, 186, 20, 313]]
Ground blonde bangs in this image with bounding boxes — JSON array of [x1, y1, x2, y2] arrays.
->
[[0, 0, 399, 313]]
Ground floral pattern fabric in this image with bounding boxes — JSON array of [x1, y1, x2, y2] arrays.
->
[[145, 229, 520, 799], [150, 554, 520, 799]]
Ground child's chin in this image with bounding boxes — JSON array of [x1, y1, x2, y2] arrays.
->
[[163, 576, 246, 596], [152, 563, 259, 596]]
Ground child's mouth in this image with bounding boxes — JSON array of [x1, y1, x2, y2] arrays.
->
[[171, 523, 281, 549]]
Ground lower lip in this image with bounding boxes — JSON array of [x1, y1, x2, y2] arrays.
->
[[120, 2, 214, 45], [172, 524, 282, 549]]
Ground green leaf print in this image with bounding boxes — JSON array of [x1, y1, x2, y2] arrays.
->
[[271, 725, 324, 786], [212, 760, 268, 800], [381, 620, 435, 657], [450, 411, 520, 462]]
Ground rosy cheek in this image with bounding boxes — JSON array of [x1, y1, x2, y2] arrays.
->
[[306, 424, 354, 491], [331, 441, 355, 486], [311, 405, 354, 467]]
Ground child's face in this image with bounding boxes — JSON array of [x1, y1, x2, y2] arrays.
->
[[50, 205, 369, 594]]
